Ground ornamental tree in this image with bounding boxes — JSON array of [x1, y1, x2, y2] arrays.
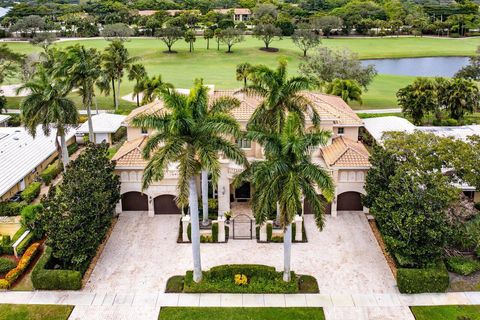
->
[[219, 28, 244, 53], [40, 143, 120, 271], [291, 28, 321, 57], [156, 27, 183, 53], [253, 23, 282, 50]]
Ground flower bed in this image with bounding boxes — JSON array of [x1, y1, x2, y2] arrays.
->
[[0, 242, 40, 289], [166, 264, 319, 294]]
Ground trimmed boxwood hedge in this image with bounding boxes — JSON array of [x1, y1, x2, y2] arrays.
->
[[397, 262, 449, 294], [20, 182, 41, 203], [183, 264, 298, 293], [31, 247, 82, 290], [446, 256, 480, 276], [0, 257, 16, 274], [41, 162, 63, 185], [15, 232, 35, 256], [0, 201, 27, 216]]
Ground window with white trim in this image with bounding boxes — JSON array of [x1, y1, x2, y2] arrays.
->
[[337, 127, 345, 135], [236, 138, 251, 149]]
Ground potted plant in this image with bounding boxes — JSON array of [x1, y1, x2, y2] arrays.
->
[[224, 211, 232, 224]]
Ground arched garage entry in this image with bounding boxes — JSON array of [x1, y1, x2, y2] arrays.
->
[[337, 192, 363, 211], [304, 195, 331, 215], [154, 195, 181, 214], [122, 192, 148, 211]]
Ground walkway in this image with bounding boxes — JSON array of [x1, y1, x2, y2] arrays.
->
[[0, 290, 479, 320], [84, 212, 396, 294], [5, 109, 111, 115]]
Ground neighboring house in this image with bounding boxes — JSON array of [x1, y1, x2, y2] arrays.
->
[[76, 113, 126, 145], [0, 115, 10, 127], [213, 8, 252, 22], [112, 87, 370, 217], [0, 125, 76, 201], [363, 116, 480, 202]]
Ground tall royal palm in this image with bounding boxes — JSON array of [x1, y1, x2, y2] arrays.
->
[[132, 80, 246, 282], [128, 63, 147, 107], [135, 75, 172, 105], [59, 45, 101, 141], [102, 40, 139, 111], [244, 59, 320, 133], [235, 114, 334, 281], [19, 66, 78, 169]]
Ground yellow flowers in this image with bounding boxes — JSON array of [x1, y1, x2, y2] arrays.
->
[[234, 274, 248, 286]]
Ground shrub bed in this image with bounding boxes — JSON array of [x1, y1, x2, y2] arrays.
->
[[166, 275, 185, 293], [41, 162, 63, 185], [397, 262, 449, 293], [183, 264, 299, 293], [0, 258, 16, 274], [31, 247, 82, 290], [0, 201, 26, 216], [15, 232, 35, 256], [0, 242, 40, 289], [20, 182, 41, 203], [67, 143, 79, 156], [446, 256, 480, 276]]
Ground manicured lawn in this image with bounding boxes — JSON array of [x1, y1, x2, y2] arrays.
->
[[411, 305, 480, 320], [0, 304, 73, 320], [158, 307, 325, 320], [3, 36, 477, 111]]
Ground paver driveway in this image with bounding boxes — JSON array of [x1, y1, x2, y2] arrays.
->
[[84, 211, 397, 294]]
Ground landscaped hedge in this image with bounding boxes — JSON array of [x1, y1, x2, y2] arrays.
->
[[183, 264, 298, 293], [397, 262, 449, 294], [15, 232, 35, 256], [0, 201, 26, 216], [67, 143, 79, 156], [446, 256, 480, 276], [31, 247, 82, 290], [0, 242, 40, 289], [0, 258, 16, 274], [20, 182, 41, 203], [41, 162, 63, 185]]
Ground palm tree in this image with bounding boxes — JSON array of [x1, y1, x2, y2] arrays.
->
[[59, 45, 101, 141], [135, 75, 173, 105], [244, 59, 320, 223], [325, 79, 363, 105], [235, 113, 334, 281], [132, 80, 246, 282], [236, 62, 252, 88], [128, 63, 147, 107], [19, 66, 78, 169], [102, 40, 139, 111], [243, 59, 320, 134]]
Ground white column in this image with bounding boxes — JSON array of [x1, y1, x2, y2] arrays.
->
[[147, 194, 154, 217], [217, 216, 226, 242], [294, 215, 303, 242], [259, 222, 267, 242], [331, 193, 338, 217], [115, 201, 122, 215], [182, 215, 191, 242], [217, 166, 231, 217]]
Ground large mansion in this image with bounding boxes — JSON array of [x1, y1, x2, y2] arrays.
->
[[112, 88, 370, 218]]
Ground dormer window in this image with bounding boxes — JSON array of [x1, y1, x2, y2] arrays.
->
[[141, 127, 148, 135], [337, 127, 345, 135]]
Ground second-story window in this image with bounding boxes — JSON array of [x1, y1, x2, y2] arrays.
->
[[141, 127, 148, 135], [337, 127, 345, 135], [236, 138, 251, 149]]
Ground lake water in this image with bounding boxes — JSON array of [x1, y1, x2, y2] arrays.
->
[[361, 56, 471, 77]]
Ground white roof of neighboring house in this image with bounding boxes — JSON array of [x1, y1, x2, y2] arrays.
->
[[363, 116, 416, 142], [364, 116, 480, 143], [76, 113, 126, 134], [0, 125, 76, 198], [0, 115, 10, 125]]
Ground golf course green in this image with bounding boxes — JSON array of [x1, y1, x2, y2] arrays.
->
[[3, 36, 479, 111]]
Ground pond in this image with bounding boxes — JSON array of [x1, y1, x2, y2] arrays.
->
[[361, 56, 471, 77]]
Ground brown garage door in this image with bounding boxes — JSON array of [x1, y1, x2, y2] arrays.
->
[[304, 195, 331, 215], [122, 192, 148, 211], [154, 195, 180, 214], [337, 192, 363, 211]]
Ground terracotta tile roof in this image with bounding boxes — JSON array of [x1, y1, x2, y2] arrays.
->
[[112, 136, 148, 167], [321, 136, 370, 168], [137, 10, 157, 16], [214, 8, 252, 15], [124, 100, 165, 125]]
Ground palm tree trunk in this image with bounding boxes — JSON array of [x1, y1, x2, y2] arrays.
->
[[85, 93, 94, 142], [189, 176, 202, 282], [111, 78, 116, 108], [115, 79, 121, 111], [60, 133, 70, 168], [207, 38, 209, 49], [283, 223, 292, 282], [201, 170, 209, 226], [136, 80, 140, 107]]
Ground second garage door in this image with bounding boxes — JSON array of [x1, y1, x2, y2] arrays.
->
[[337, 192, 363, 211], [154, 195, 181, 214]]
